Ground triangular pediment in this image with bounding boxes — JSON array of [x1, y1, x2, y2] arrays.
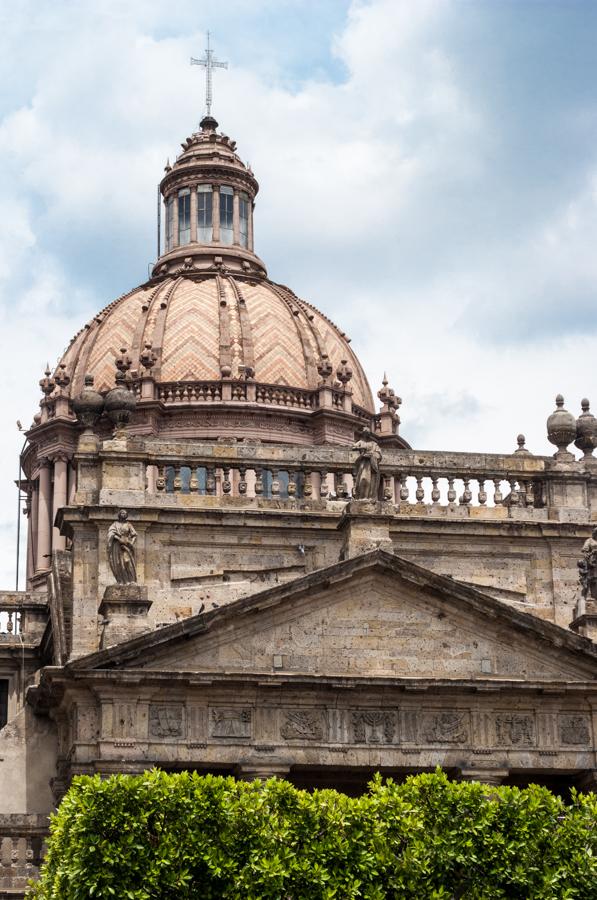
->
[[72, 551, 597, 683]]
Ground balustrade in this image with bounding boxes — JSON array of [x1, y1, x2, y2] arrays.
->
[[0, 816, 48, 895], [131, 440, 559, 516], [0, 611, 21, 635]]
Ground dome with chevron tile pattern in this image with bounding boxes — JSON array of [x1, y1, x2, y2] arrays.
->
[[58, 272, 374, 414]]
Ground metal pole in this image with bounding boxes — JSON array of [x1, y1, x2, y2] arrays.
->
[[157, 185, 162, 260], [15, 436, 28, 591]]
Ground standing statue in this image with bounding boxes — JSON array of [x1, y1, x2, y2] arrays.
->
[[352, 428, 382, 500], [578, 527, 597, 601], [107, 509, 138, 584]]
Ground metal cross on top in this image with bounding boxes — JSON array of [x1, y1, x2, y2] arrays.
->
[[190, 31, 228, 118]]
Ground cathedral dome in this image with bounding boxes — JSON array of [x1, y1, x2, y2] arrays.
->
[[29, 113, 407, 449], [59, 272, 374, 413]]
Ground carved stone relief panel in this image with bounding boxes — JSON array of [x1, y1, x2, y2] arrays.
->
[[559, 714, 591, 746], [351, 711, 397, 744], [421, 711, 469, 744], [280, 709, 326, 741], [149, 704, 184, 739], [495, 713, 535, 747], [210, 708, 252, 739]]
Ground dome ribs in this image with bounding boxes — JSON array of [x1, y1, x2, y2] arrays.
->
[[149, 276, 183, 379], [130, 281, 168, 375], [266, 282, 319, 389], [216, 274, 233, 377], [227, 276, 256, 376]]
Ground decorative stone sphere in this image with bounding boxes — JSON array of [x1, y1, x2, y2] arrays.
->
[[104, 372, 137, 431], [73, 374, 104, 429], [575, 398, 597, 458], [547, 394, 576, 456]]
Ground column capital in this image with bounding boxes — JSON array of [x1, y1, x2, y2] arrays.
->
[[237, 765, 291, 782], [459, 768, 509, 786]]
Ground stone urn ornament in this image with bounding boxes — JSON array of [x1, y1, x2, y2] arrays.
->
[[105, 370, 137, 435], [73, 374, 104, 430], [546, 394, 576, 459], [575, 399, 597, 459]]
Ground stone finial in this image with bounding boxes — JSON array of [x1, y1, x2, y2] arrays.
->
[[115, 347, 132, 375], [575, 398, 597, 459], [547, 394, 576, 459], [317, 354, 333, 383], [39, 364, 55, 398], [514, 434, 530, 454], [54, 363, 71, 391], [105, 371, 137, 433], [140, 342, 157, 372], [336, 359, 353, 387], [377, 374, 401, 414], [73, 373, 104, 429]]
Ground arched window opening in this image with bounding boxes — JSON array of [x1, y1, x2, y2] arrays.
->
[[197, 185, 213, 242], [178, 189, 191, 245], [239, 192, 249, 248], [220, 185, 234, 245]]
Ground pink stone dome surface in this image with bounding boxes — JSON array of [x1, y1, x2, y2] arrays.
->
[[59, 274, 375, 413]]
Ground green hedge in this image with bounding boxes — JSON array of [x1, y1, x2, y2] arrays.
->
[[29, 769, 597, 899]]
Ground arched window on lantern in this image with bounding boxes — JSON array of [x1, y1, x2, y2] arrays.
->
[[239, 192, 249, 248], [220, 185, 234, 245], [165, 196, 174, 251], [197, 185, 213, 242], [178, 188, 191, 245]]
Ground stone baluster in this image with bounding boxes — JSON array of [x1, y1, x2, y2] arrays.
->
[[399, 474, 409, 503], [303, 470, 313, 498], [254, 468, 264, 496], [447, 477, 456, 506], [461, 478, 472, 506], [238, 467, 247, 495], [222, 467, 232, 494], [156, 465, 166, 491], [36, 458, 52, 571], [493, 477, 503, 505], [271, 469, 280, 497], [206, 467, 216, 495], [383, 473, 393, 501], [508, 479, 520, 506], [189, 467, 199, 492], [172, 466, 182, 493], [287, 471, 297, 497], [524, 479, 535, 507], [415, 476, 425, 505], [431, 476, 440, 505], [319, 470, 328, 498], [478, 479, 487, 505]]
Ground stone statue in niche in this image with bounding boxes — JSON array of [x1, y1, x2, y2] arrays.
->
[[352, 427, 382, 500], [578, 527, 597, 600], [107, 509, 138, 584]]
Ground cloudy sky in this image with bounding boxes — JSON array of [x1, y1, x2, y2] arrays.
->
[[1, 0, 597, 587]]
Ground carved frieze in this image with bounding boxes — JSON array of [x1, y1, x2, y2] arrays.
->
[[211, 708, 252, 739], [421, 711, 469, 744], [495, 713, 535, 747], [559, 714, 591, 746], [351, 711, 396, 744], [149, 705, 183, 739], [281, 710, 326, 741]]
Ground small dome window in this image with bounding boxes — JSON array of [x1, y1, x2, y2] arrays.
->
[[178, 188, 191, 246], [239, 192, 249, 249], [220, 185, 234, 245], [165, 196, 174, 251], [198, 185, 213, 242]]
